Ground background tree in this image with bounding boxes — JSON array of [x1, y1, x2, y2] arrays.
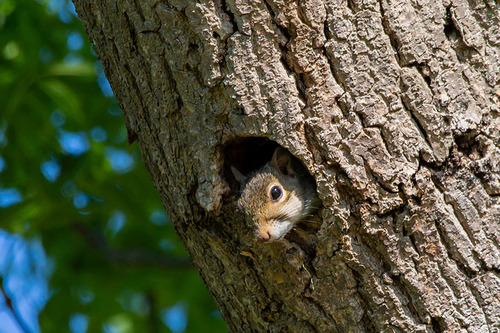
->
[[74, 0, 500, 331], [0, 0, 224, 332]]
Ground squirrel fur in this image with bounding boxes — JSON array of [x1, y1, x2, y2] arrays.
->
[[232, 147, 320, 242]]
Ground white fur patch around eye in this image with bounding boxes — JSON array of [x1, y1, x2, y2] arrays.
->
[[276, 195, 304, 222]]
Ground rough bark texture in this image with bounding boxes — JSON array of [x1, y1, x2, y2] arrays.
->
[[75, 0, 499, 332]]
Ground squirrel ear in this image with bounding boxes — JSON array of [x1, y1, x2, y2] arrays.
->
[[271, 147, 296, 177], [231, 166, 247, 184]]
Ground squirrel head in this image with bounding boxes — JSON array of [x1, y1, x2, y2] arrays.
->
[[232, 147, 316, 242]]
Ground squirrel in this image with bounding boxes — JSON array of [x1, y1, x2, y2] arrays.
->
[[231, 147, 321, 242]]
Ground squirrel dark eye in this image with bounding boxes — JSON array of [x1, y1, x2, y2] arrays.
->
[[270, 185, 283, 201]]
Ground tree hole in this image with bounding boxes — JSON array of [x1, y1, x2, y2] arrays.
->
[[224, 137, 279, 191]]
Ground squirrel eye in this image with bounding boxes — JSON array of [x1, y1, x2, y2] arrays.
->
[[270, 185, 283, 201]]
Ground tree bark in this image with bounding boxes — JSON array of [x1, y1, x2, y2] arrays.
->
[[74, 0, 499, 332]]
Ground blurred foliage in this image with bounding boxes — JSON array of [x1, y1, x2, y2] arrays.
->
[[0, 0, 225, 332]]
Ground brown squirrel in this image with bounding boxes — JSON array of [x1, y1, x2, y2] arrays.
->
[[232, 147, 320, 242]]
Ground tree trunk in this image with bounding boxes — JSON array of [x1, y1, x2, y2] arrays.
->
[[74, 0, 499, 332]]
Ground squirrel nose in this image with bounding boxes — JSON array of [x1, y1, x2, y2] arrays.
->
[[258, 231, 272, 242]]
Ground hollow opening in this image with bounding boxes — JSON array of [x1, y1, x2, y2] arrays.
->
[[224, 137, 323, 244], [224, 137, 279, 191]]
